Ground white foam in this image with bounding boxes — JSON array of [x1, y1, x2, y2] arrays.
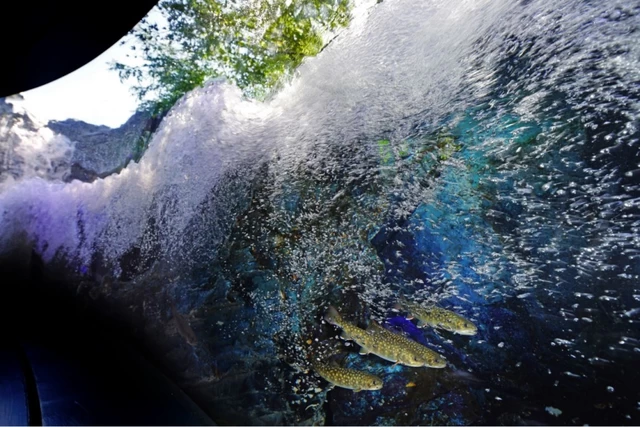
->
[[0, 102, 75, 184], [0, 81, 272, 272]]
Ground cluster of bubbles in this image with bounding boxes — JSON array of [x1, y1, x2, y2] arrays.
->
[[0, 0, 638, 421]]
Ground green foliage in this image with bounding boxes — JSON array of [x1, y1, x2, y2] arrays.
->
[[435, 134, 461, 161], [111, 0, 353, 116], [377, 139, 394, 166], [132, 130, 153, 163]]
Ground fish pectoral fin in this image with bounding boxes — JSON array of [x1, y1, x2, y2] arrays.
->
[[439, 324, 453, 332], [359, 347, 370, 355], [353, 388, 361, 393], [416, 320, 426, 328], [340, 330, 351, 340], [406, 315, 415, 320]]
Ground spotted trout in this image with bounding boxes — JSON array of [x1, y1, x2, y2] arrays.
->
[[396, 297, 477, 336], [367, 320, 447, 368], [324, 306, 445, 368], [312, 361, 383, 392]]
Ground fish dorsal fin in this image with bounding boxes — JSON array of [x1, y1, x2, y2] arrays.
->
[[432, 302, 445, 310], [367, 320, 385, 331], [418, 299, 436, 309]]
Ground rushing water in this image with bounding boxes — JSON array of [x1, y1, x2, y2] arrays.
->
[[1, 0, 639, 424]]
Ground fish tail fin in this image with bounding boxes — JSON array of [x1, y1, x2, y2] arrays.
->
[[324, 305, 343, 327], [366, 319, 381, 331]]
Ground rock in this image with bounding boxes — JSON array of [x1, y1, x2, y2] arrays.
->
[[49, 110, 162, 182]]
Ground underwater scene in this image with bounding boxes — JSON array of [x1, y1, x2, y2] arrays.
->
[[1, 0, 639, 425]]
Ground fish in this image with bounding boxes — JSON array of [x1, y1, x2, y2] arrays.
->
[[395, 297, 477, 336], [312, 361, 383, 392], [169, 300, 198, 346], [324, 306, 446, 368], [367, 320, 447, 368]]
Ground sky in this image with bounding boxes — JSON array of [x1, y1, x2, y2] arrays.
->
[[20, 41, 138, 128], [18, 8, 164, 129]]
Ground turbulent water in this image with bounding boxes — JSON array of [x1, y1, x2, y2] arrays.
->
[[1, 0, 639, 424]]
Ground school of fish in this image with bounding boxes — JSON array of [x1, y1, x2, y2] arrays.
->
[[313, 298, 477, 392]]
